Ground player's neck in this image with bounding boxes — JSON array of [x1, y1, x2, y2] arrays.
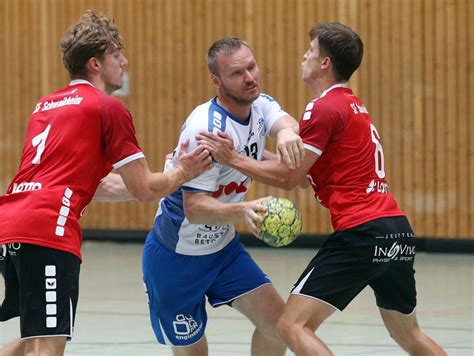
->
[[79, 74, 115, 95], [91, 79, 113, 95], [311, 77, 343, 98], [216, 96, 251, 121]]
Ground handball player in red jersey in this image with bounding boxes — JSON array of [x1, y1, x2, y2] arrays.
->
[[0, 10, 211, 355]]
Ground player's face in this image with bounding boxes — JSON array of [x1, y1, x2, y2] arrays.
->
[[99, 49, 128, 94], [214, 46, 261, 105], [301, 38, 324, 84]]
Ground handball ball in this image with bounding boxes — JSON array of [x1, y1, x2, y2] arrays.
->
[[256, 197, 302, 247]]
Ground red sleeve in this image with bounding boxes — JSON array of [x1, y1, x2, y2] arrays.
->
[[99, 95, 143, 166], [299, 101, 340, 154]]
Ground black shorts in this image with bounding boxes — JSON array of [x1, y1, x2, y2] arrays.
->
[[0, 243, 80, 339], [291, 216, 417, 314]]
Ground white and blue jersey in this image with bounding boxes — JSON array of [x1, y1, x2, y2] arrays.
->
[[151, 94, 287, 255]]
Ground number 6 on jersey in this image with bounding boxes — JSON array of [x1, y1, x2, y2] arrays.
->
[[370, 124, 385, 178]]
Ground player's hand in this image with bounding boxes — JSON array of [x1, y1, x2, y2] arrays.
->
[[241, 196, 271, 238], [276, 128, 305, 169], [176, 139, 212, 181], [196, 131, 237, 165]]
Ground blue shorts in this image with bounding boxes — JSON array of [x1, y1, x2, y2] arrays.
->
[[142, 231, 271, 347]]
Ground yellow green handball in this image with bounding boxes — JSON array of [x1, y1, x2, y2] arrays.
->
[[256, 197, 303, 247]]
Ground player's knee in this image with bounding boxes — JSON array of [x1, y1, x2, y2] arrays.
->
[[254, 318, 280, 340], [276, 316, 294, 341]]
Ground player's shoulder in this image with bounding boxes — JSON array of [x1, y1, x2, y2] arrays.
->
[[183, 99, 215, 132], [252, 93, 279, 107], [314, 87, 353, 112], [300, 91, 345, 123], [308, 96, 338, 117]]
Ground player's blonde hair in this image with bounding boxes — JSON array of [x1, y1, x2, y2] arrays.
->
[[61, 10, 124, 79]]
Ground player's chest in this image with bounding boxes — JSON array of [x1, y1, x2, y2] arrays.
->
[[228, 119, 265, 160]]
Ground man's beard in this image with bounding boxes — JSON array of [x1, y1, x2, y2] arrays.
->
[[221, 83, 260, 106]]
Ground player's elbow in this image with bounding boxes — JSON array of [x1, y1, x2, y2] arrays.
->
[[183, 205, 201, 224]]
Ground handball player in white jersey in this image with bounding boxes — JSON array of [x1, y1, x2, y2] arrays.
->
[[142, 37, 304, 356]]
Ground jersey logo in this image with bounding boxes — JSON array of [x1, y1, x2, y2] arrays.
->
[[350, 102, 369, 115], [366, 179, 389, 194], [208, 105, 227, 132], [11, 181, 42, 193], [257, 117, 265, 136], [212, 177, 249, 198]]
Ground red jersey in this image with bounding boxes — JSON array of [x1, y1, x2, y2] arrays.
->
[[300, 83, 404, 231], [0, 80, 144, 259]]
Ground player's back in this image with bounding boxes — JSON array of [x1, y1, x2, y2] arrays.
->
[[13, 83, 112, 190], [0, 81, 137, 258]]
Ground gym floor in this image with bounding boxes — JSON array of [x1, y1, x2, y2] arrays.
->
[[1, 241, 472, 355]]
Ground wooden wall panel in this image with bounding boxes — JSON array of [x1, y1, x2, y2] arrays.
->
[[0, 0, 472, 239]]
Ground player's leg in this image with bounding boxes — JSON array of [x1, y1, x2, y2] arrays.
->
[[171, 337, 208, 356], [24, 336, 67, 355], [276, 223, 386, 355], [143, 232, 218, 354], [206, 241, 286, 356], [232, 284, 286, 356], [369, 216, 446, 355], [277, 294, 335, 356], [0, 338, 25, 356], [378, 308, 446, 355]]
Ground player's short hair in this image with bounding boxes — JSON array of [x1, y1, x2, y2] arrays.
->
[[309, 22, 363, 81], [60, 10, 124, 79], [206, 37, 253, 76]]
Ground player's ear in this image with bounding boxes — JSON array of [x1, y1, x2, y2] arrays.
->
[[211, 73, 221, 89], [86, 57, 101, 75], [321, 56, 331, 70]]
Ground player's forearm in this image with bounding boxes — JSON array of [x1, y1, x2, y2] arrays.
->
[[185, 198, 246, 224], [147, 168, 188, 201], [269, 115, 299, 138], [93, 173, 134, 201], [228, 154, 294, 190]]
